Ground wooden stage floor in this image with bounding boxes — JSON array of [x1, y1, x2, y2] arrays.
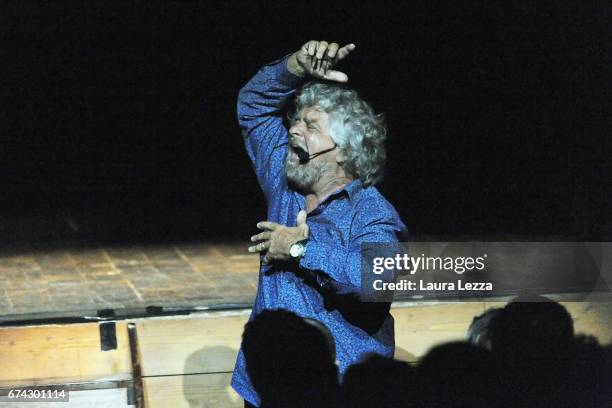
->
[[1, 234, 610, 323], [0, 242, 260, 321]]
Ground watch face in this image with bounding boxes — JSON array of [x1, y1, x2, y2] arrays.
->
[[290, 242, 304, 258]]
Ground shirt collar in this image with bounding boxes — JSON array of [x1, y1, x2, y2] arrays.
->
[[296, 179, 363, 213], [323, 178, 362, 203], [339, 178, 362, 200]]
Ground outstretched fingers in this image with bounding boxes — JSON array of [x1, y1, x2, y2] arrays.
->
[[335, 43, 356, 63], [323, 42, 355, 82], [322, 42, 340, 74], [322, 69, 349, 83], [297, 40, 356, 82], [256, 221, 279, 231], [248, 240, 270, 253], [248, 221, 277, 252], [250, 231, 271, 242]]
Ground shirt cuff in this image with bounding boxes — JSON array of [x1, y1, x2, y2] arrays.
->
[[267, 53, 306, 87], [299, 241, 347, 286]]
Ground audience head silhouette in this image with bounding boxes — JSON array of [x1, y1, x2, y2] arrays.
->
[[341, 354, 416, 408], [241, 309, 338, 408], [467, 307, 500, 350], [489, 294, 574, 365], [417, 342, 501, 408], [488, 295, 578, 406]]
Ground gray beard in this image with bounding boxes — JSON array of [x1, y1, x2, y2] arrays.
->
[[285, 155, 332, 194]]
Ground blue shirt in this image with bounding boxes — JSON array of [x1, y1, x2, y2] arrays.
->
[[231, 55, 407, 406]]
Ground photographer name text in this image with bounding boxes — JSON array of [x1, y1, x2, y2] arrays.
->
[[373, 279, 493, 291]]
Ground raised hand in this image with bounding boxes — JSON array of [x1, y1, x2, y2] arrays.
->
[[287, 40, 356, 83]]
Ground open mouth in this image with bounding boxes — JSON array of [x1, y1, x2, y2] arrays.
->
[[289, 144, 309, 164], [290, 144, 306, 155]]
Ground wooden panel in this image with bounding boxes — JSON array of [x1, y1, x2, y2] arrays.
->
[[143, 373, 241, 408], [136, 305, 485, 375], [137, 300, 612, 376], [391, 302, 486, 362], [135, 314, 249, 376], [0, 322, 131, 386], [393, 300, 612, 362]]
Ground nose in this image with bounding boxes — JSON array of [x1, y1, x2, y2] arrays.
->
[[289, 120, 306, 137], [289, 121, 305, 139], [289, 134, 304, 150]]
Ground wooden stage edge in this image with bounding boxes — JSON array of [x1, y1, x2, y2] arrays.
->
[[1, 297, 611, 408]]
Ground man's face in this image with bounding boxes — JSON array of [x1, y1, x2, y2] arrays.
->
[[285, 106, 338, 193]]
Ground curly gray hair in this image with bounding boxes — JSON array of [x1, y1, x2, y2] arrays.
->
[[290, 81, 387, 186]]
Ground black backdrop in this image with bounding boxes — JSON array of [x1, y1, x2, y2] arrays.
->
[[3, 1, 611, 245]]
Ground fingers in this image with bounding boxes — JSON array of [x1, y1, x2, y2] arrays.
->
[[301, 40, 348, 75], [315, 41, 329, 60], [249, 221, 276, 253], [321, 43, 339, 74], [304, 41, 354, 80], [262, 253, 272, 265], [295, 40, 355, 83], [256, 221, 279, 231], [323, 69, 349, 83], [296, 210, 307, 226], [251, 231, 271, 242], [326, 43, 340, 60], [335, 43, 356, 63], [304, 40, 317, 57], [313, 41, 329, 71], [248, 240, 269, 253]]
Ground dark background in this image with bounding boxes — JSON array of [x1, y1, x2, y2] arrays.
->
[[2, 1, 610, 247]]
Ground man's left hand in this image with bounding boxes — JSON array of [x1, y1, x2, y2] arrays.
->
[[248, 211, 309, 264]]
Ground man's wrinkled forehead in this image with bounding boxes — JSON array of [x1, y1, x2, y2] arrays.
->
[[293, 106, 326, 124]]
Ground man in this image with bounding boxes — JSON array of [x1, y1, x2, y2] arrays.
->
[[231, 40, 407, 407]]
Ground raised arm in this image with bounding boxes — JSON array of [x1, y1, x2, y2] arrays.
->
[[237, 55, 303, 201], [237, 41, 356, 200]]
